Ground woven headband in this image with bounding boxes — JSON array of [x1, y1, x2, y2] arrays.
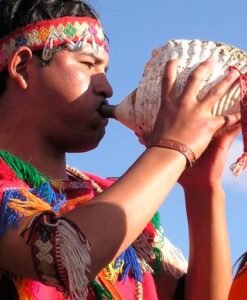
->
[[0, 16, 109, 72]]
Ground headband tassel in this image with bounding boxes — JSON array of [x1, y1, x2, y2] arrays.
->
[[0, 16, 108, 71], [42, 37, 54, 61]]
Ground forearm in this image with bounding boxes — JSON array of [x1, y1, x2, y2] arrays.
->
[[184, 186, 231, 300], [66, 147, 186, 278], [0, 147, 186, 280]]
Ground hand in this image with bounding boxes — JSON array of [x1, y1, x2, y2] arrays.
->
[[144, 59, 241, 159], [179, 125, 241, 189]]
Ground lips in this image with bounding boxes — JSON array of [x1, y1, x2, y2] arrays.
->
[[97, 99, 109, 117], [98, 100, 109, 126]]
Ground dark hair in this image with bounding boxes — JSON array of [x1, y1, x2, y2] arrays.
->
[[0, 0, 99, 95], [234, 252, 247, 277], [0, 0, 98, 38]]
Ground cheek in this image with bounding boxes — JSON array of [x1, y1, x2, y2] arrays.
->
[[65, 70, 91, 96], [57, 71, 91, 102], [39, 64, 91, 103]]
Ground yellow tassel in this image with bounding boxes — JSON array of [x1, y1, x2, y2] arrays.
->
[[104, 261, 124, 282], [98, 269, 124, 300], [8, 188, 52, 217]]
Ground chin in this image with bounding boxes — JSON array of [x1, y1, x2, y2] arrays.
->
[[68, 133, 105, 153]]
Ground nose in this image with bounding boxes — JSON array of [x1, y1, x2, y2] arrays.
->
[[93, 73, 113, 98]]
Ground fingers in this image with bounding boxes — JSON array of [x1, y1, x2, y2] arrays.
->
[[161, 59, 179, 101], [211, 113, 241, 146], [180, 60, 214, 100], [216, 112, 241, 129], [222, 113, 241, 127], [202, 68, 240, 107], [211, 123, 241, 150]]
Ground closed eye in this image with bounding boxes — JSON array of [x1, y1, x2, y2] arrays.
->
[[81, 61, 94, 69], [76, 52, 108, 72]]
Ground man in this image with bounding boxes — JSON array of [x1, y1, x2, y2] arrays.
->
[[0, 0, 240, 299]]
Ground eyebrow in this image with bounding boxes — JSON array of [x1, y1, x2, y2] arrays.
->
[[76, 52, 109, 73]]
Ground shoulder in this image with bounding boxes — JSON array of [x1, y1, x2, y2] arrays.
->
[[83, 171, 117, 188], [66, 166, 116, 190]]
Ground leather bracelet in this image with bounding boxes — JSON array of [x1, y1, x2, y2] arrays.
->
[[147, 138, 196, 168]]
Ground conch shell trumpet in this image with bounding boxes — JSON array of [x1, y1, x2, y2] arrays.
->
[[100, 39, 247, 136]]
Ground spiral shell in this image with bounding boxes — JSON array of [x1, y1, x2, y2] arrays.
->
[[115, 39, 247, 135]]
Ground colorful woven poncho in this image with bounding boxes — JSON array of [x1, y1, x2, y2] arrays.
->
[[0, 151, 187, 299]]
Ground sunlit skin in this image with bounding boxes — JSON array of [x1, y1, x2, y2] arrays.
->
[[0, 39, 241, 300], [29, 47, 113, 152], [0, 45, 113, 177]]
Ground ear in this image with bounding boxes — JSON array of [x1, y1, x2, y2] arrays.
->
[[8, 46, 33, 90]]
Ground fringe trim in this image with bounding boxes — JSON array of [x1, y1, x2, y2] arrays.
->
[[104, 261, 124, 282], [157, 236, 188, 278], [9, 188, 53, 217], [55, 218, 91, 300], [0, 150, 46, 188], [132, 234, 153, 266], [230, 152, 247, 176], [0, 188, 23, 236], [0, 183, 66, 237], [0, 153, 172, 299], [229, 68, 247, 176], [116, 246, 143, 282]]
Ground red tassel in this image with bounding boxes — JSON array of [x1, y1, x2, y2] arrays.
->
[[230, 67, 247, 176]]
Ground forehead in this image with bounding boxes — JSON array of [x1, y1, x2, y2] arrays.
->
[[76, 43, 110, 63], [76, 43, 109, 60]]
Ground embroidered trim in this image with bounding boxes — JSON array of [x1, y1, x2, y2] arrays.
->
[[0, 16, 108, 72], [22, 211, 91, 300], [24, 211, 64, 290], [66, 165, 104, 194], [98, 269, 123, 300], [0, 151, 168, 300]]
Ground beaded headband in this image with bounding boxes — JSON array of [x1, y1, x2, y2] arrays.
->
[[0, 16, 109, 72]]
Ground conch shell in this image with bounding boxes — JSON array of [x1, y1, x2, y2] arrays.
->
[[101, 39, 247, 136]]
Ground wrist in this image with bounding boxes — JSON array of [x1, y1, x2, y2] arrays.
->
[[184, 185, 226, 211], [144, 146, 187, 173], [185, 186, 226, 226], [147, 138, 196, 168], [183, 183, 224, 194]]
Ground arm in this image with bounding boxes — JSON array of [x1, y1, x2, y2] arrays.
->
[[185, 186, 230, 300], [179, 127, 240, 300], [0, 61, 240, 282]]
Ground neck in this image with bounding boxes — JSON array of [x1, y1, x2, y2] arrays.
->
[[0, 93, 68, 180], [0, 129, 68, 180]]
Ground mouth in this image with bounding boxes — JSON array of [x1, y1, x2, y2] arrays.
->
[[98, 100, 109, 125], [98, 100, 108, 115]]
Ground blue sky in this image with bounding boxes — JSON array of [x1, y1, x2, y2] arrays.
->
[[68, 0, 247, 269]]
